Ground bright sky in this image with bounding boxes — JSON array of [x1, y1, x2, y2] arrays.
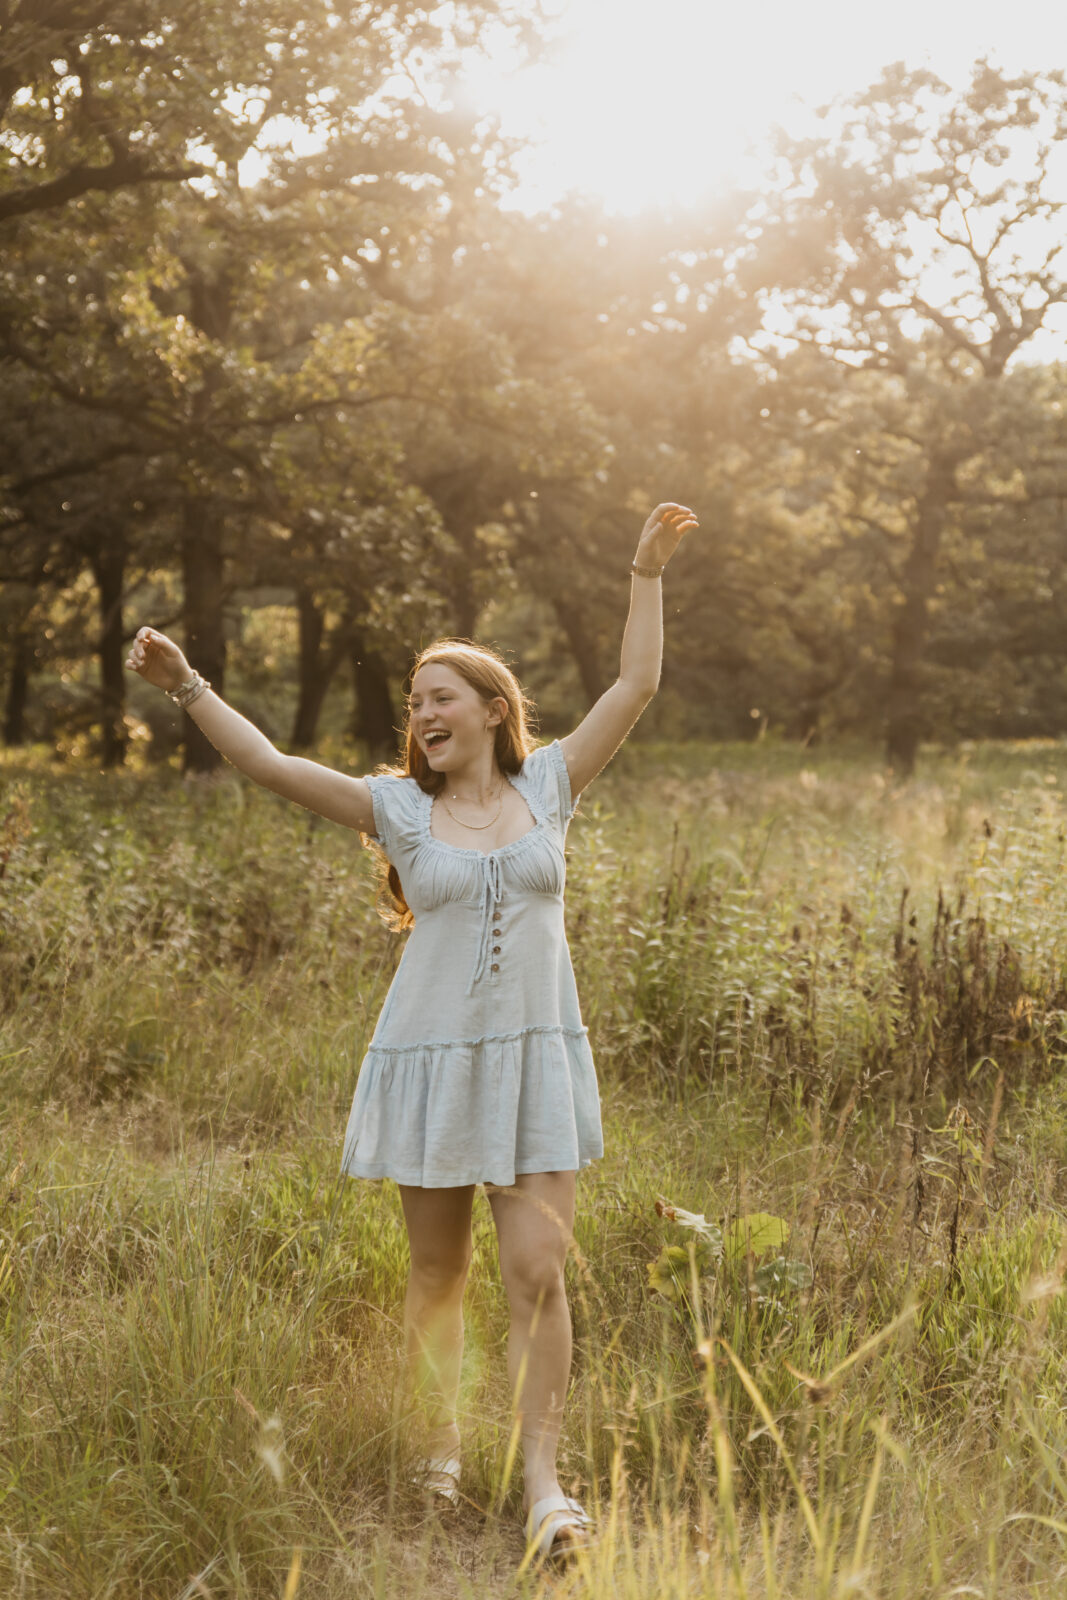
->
[[460, 0, 1067, 213]]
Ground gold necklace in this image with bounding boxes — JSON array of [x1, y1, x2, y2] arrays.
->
[[442, 783, 505, 831]]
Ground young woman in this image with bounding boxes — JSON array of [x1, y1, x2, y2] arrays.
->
[[125, 500, 697, 1564]]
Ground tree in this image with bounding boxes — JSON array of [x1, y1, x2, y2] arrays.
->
[[413, 194, 767, 731], [750, 61, 1067, 769], [1, 0, 542, 765]]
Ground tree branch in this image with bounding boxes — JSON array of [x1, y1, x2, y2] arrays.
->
[[0, 149, 207, 224], [9, 443, 148, 493]]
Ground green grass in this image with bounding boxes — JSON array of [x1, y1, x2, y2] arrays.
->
[[3, 739, 1067, 1597]]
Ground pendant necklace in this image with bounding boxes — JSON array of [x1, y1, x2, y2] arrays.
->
[[442, 783, 505, 831]]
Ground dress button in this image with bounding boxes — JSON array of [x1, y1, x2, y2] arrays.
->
[[492, 945, 501, 955], [490, 963, 500, 972], [492, 928, 502, 937]]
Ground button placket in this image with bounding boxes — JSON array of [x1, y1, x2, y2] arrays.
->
[[467, 860, 504, 994]]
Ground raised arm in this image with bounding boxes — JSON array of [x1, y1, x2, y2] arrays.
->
[[559, 502, 698, 798], [125, 628, 377, 834]]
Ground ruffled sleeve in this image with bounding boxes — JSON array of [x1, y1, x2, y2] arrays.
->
[[521, 740, 578, 831], [363, 773, 423, 862]]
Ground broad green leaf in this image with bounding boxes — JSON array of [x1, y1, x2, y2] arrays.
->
[[724, 1213, 790, 1261], [647, 1245, 693, 1303]]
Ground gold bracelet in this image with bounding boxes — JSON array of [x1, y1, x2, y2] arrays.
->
[[631, 560, 664, 579]]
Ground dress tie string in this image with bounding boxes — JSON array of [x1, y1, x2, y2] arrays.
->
[[467, 853, 503, 995]]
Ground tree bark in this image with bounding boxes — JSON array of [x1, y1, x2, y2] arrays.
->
[[89, 531, 128, 767], [290, 589, 352, 748], [551, 593, 609, 705], [449, 546, 479, 640], [2, 637, 30, 746], [422, 464, 486, 638], [181, 502, 226, 773], [350, 626, 398, 756], [172, 265, 238, 773], [885, 452, 960, 775], [180, 268, 234, 774]]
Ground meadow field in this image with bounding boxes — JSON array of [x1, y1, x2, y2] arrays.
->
[[4, 739, 1067, 1599]]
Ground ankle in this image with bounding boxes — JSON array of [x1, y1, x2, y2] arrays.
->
[[523, 1471, 562, 1512], [425, 1419, 461, 1462]]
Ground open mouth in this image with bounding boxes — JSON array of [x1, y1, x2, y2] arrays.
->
[[424, 730, 452, 752]]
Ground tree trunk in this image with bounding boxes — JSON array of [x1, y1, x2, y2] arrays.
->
[[3, 637, 30, 746], [90, 531, 128, 767], [426, 467, 484, 638], [181, 502, 226, 774], [181, 267, 234, 775], [450, 559, 478, 639], [290, 589, 351, 748], [551, 593, 609, 704], [885, 453, 960, 775], [350, 627, 398, 756]]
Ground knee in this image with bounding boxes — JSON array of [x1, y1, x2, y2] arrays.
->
[[502, 1249, 567, 1316], [408, 1240, 471, 1301]]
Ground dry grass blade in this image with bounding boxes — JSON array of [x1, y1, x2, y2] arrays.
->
[[717, 1338, 823, 1555], [783, 1302, 919, 1402]]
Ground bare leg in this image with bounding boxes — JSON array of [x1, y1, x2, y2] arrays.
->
[[487, 1171, 580, 1529], [397, 1183, 475, 1462]]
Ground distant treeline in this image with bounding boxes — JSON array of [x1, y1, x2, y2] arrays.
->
[[2, 7, 1065, 772]]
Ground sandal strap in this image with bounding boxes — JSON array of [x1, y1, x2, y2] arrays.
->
[[412, 1455, 461, 1506], [525, 1493, 594, 1554], [415, 1454, 461, 1480]]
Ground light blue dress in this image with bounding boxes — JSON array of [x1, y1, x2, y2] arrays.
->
[[340, 740, 604, 1188]]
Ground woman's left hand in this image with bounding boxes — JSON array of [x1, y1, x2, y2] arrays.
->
[[635, 502, 699, 569]]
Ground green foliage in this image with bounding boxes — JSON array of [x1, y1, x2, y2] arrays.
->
[[749, 63, 1067, 764], [648, 1201, 809, 1353], [5, 44, 1067, 764]]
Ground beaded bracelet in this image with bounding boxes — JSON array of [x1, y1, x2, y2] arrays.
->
[[167, 673, 211, 710], [631, 560, 664, 579]]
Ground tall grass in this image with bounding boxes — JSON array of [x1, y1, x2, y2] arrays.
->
[[3, 740, 1067, 1596]]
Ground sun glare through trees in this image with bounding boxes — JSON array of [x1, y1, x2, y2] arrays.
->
[[459, 0, 1064, 212]]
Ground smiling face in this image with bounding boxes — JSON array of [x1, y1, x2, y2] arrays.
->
[[407, 662, 506, 774]]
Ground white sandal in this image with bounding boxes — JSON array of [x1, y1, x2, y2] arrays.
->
[[524, 1493, 594, 1563], [412, 1454, 462, 1510]]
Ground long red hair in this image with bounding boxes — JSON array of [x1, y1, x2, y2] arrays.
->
[[364, 640, 539, 929]]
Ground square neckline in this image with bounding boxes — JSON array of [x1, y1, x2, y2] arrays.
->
[[421, 768, 545, 859]]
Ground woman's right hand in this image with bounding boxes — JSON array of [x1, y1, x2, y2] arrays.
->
[[125, 627, 193, 693]]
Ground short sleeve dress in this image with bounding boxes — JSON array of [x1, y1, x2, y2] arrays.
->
[[340, 740, 604, 1188]]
